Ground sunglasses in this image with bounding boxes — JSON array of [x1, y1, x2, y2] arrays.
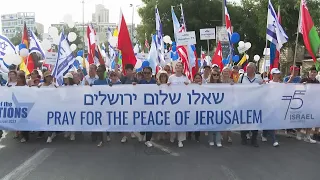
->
[[212, 74, 219, 76]]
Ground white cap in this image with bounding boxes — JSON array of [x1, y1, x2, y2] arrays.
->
[[271, 68, 281, 74], [63, 73, 73, 79], [239, 69, 245, 74], [212, 64, 219, 68]]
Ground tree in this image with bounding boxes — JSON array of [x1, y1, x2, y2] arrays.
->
[[10, 33, 22, 46], [56, 25, 83, 52]]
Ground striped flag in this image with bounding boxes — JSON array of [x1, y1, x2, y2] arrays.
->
[[270, 5, 281, 74], [171, 6, 192, 80], [155, 7, 164, 65], [224, 0, 232, 43], [266, 0, 288, 50], [87, 24, 96, 64]]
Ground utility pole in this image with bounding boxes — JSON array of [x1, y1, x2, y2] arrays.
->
[[81, 0, 85, 59]]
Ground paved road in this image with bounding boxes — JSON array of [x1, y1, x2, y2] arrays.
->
[[0, 131, 319, 180]]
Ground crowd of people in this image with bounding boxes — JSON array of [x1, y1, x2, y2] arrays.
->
[[1, 60, 319, 148]]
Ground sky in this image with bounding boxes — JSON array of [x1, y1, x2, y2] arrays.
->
[[0, 0, 143, 32]]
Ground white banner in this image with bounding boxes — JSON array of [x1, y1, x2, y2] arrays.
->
[[0, 84, 319, 131], [176, 31, 196, 46], [200, 28, 216, 40]]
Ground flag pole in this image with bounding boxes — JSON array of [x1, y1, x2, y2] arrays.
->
[[82, 0, 85, 61], [292, 0, 302, 75]]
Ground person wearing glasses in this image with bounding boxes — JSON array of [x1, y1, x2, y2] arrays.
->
[[138, 67, 157, 147]]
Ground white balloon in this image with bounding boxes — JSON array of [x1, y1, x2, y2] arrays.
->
[[238, 41, 245, 48], [19, 48, 29, 58], [246, 54, 249, 60], [168, 40, 173, 45], [254, 55, 260, 62], [70, 44, 77, 51], [3, 54, 21, 65], [41, 40, 52, 51], [134, 59, 142, 69], [108, 37, 118, 47], [48, 27, 59, 37], [163, 35, 172, 44], [67, 21, 75, 28], [244, 42, 252, 50], [12, 54, 22, 65], [75, 56, 82, 61], [68, 32, 77, 42]]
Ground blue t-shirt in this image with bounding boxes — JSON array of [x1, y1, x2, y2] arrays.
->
[[93, 78, 110, 85], [283, 76, 301, 83], [139, 78, 157, 84], [110, 80, 121, 85]]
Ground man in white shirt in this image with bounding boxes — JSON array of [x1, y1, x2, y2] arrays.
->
[[83, 64, 98, 85], [269, 68, 281, 83], [238, 62, 262, 147]]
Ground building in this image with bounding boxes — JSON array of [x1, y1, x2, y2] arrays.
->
[[92, 4, 109, 23], [1, 12, 43, 39]]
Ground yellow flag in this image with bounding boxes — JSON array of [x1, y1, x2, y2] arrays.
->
[[237, 54, 247, 66], [113, 28, 118, 37], [19, 58, 30, 75]]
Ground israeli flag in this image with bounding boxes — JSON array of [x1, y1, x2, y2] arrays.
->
[[51, 31, 75, 86], [266, 0, 288, 50], [0, 35, 16, 73], [29, 30, 45, 59]]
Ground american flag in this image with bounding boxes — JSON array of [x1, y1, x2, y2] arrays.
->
[[171, 5, 192, 80], [145, 37, 150, 50]]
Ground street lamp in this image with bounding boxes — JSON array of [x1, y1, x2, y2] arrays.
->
[[130, 4, 141, 43]]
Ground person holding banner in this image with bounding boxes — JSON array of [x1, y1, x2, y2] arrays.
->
[[138, 67, 157, 147], [37, 71, 59, 143], [202, 65, 211, 84], [83, 64, 98, 85], [27, 70, 40, 86], [6, 70, 17, 87], [187, 73, 202, 142], [16, 72, 29, 143], [207, 69, 223, 147], [221, 66, 234, 143], [117, 63, 139, 143], [92, 65, 112, 147], [261, 68, 280, 147], [283, 66, 301, 83], [296, 66, 319, 144], [155, 70, 169, 140], [168, 62, 190, 148], [238, 62, 263, 147]]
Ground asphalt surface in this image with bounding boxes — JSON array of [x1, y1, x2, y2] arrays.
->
[[0, 131, 319, 180]]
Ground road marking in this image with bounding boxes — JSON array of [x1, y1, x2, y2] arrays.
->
[[220, 165, 241, 180], [0, 148, 55, 180], [151, 142, 180, 156]]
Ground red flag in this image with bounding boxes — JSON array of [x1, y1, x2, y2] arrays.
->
[[211, 41, 223, 71], [21, 22, 29, 48], [117, 10, 137, 74], [192, 48, 199, 77], [21, 22, 35, 72], [299, 0, 320, 70], [86, 25, 96, 65]]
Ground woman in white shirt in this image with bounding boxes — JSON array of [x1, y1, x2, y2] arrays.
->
[[168, 62, 190, 148], [6, 70, 17, 87], [38, 71, 59, 143]]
